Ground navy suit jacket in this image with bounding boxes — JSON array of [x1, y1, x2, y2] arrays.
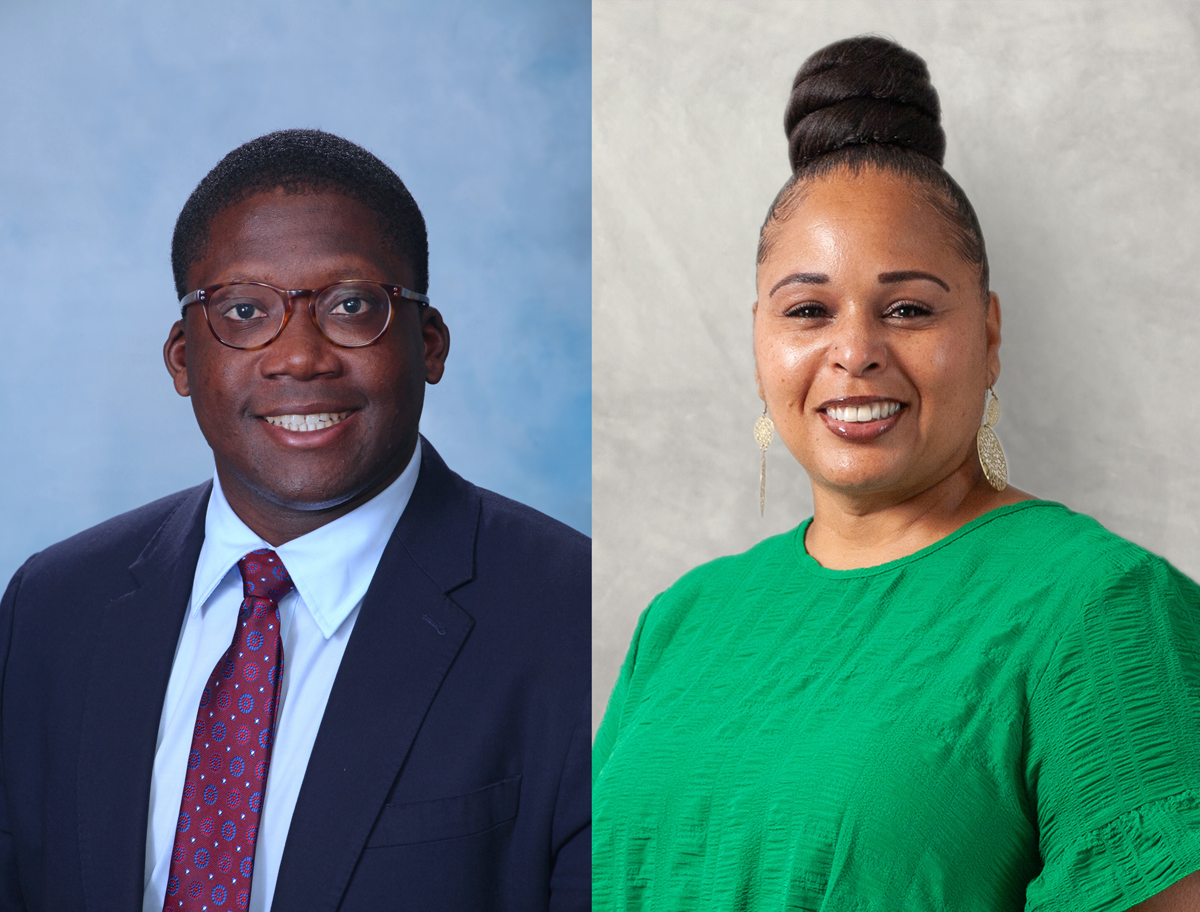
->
[[0, 439, 590, 911]]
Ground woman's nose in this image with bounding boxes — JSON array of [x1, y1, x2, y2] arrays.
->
[[829, 310, 887, 376]]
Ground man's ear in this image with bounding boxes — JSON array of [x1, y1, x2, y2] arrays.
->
[[164, 318, 191, 397], [420, 307, 450, 385]]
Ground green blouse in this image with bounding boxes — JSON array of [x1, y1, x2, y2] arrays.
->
[[593, 502, 1200, 911]]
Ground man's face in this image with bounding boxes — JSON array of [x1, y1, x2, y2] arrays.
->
[[164, 188, 449, 538]]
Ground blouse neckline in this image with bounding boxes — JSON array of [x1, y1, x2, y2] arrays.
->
[[792, 499, 1066, 580]]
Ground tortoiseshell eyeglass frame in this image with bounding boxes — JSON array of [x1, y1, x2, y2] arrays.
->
[[179, 279, 430, 350]]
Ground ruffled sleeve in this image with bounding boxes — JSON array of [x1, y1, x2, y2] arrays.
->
[[1024, 553, 1200, 911]]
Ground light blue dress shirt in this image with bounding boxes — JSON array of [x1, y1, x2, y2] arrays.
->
[[142, 440, 421, 912]]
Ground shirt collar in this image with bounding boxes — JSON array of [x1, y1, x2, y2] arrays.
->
[[189, 437, 422, 638]]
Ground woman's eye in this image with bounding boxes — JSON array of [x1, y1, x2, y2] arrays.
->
[[884, 301, 933, 319], [784, 302, 830, 319]]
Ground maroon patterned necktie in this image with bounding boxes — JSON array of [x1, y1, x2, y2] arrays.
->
[[164, 548, 293, 911]]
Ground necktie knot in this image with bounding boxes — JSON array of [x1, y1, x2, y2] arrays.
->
[[237, 548, 295, 603]]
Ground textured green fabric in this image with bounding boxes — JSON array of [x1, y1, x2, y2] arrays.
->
[[593, 502, 1200, 911]]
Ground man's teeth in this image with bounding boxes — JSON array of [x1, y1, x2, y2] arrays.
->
[[826, 402, 902, 423], [265, 411, 349, 432]]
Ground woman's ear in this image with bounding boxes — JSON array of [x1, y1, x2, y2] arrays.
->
[[752, 299, 766, 400], [985, 292, 1002, 387]]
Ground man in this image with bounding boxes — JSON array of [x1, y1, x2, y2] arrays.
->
[[0, 130, 589, 911]]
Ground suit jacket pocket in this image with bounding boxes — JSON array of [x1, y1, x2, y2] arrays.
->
[[366, 775, 522, 847]]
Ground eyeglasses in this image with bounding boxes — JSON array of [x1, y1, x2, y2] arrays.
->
[[179, 280, 430, 350]]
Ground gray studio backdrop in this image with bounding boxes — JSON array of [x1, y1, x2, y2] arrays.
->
[[0, 0, 590, 588], [594, 0, 1200, 729]]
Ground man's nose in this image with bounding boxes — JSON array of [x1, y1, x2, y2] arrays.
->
[[259, 296, 343, 379]]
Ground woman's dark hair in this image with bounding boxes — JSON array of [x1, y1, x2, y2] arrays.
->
[[171, 129, 428, 299], [758, 36, 989, 298]]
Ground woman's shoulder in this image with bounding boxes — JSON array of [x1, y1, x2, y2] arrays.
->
[[963, 502, 1200, 650], [661, 525, 802, 600], [631, 527, 804, 649], [972, 500, 1193, 589]]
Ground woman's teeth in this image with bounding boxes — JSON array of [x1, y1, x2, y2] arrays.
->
[[265, 411, 349, 432], [826, 401, 901, 423]]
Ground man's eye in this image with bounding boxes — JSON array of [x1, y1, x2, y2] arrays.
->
[[327, 294, 385, 318], [330, 296, 367, 315], [222, 301, 267, 321]]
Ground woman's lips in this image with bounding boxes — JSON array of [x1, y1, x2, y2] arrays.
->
[[825, 401, 901, 423], [818, 399, 905, 440]]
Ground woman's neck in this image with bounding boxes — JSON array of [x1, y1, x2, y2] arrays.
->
[[804, 460, 1033, 570]]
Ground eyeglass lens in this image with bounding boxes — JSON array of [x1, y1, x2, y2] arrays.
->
[[206, 283, 393, 348]]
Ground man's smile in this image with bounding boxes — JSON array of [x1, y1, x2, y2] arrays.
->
[[263, 411, 351, 433]]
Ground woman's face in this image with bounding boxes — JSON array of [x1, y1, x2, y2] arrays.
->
[[754, 167, 1000, 506]]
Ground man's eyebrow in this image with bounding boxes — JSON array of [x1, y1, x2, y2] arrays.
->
[[878, 270, 950, 292], [769, 272, 829, 296]]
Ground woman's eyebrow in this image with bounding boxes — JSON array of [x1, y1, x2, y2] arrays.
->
[[878, 270, 950, 292], [769, 272, 829, 296]]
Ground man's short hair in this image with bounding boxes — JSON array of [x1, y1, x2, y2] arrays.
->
[[171, 129, 429, 299]]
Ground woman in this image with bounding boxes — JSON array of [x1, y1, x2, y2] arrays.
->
[[592, 37, 1200, 911]]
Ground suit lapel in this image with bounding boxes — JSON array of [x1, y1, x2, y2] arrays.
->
[[76, 484, 210, 911], [272, 440, 480, 912]]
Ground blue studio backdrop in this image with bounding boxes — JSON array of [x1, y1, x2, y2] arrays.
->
[[0, 0, 590, 586]]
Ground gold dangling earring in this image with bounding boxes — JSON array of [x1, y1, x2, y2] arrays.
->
[[977, 388, 1008, 491], [754, 404, 775, 516]]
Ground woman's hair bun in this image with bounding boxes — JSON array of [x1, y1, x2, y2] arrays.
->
[[784, 36, 945, 174]]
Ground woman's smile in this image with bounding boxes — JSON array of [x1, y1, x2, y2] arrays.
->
[[818, 398, 906, 440]]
